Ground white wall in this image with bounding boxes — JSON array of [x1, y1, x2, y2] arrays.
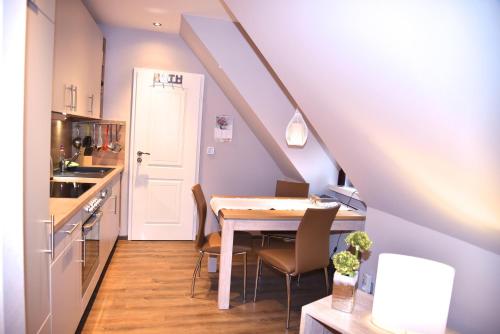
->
[[100, 25, 285, 236], [181, 15, 338, 194], [361, 208, 500, 333]]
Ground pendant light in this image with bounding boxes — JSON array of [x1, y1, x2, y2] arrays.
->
[[286, 109, 308, 147]]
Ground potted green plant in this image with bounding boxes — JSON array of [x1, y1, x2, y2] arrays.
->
[[331, 231, 372, 312]]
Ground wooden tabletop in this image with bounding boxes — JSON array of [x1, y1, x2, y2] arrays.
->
[[300, 291, 458, 334], [212, 195, 366, 221], [220, 208, 365, 220]]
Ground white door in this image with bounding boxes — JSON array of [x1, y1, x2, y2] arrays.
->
[[129, 68, 204, 240]]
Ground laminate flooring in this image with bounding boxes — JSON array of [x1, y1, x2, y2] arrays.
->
[[80, 240, 332, 334]]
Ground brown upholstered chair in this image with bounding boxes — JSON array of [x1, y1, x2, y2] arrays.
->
[[261, 180, 310, 246], [254, 206, 340, 328], [191, 184, 253, 301], [275, 180, 310, 198]]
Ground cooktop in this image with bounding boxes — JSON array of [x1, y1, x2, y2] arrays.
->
[[50, 181, 96, 198]]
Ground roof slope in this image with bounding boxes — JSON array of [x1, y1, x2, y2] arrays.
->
[[224, 0, 500, 253]]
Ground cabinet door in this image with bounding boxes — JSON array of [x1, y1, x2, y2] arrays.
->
[[100, 176, 121, 263], [84, 19, 103, 119], [51, 231, 83, 334], [25, 1, 54, 333], [52, 0, 103, 118], [52, 0, 83, 114], [110, 175, 121, 239]]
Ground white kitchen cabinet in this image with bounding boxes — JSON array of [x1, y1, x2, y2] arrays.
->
[[100, 175, 121, 262], [52, 0, 103, 118], [25, 0, 54, 332], [51, 223, 83, 334]]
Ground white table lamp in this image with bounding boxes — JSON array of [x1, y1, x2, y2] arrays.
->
[[372, 253, 455, 334]]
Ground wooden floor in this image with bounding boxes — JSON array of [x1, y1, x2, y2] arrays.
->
[[80, 240, 331, 334]]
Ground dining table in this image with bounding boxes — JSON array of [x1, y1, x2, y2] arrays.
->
[[209, 195, 366, 310]]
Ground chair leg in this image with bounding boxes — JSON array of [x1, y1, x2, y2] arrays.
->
[[243, 252, 247, 302], [253, 257, 262, 303], [323, 267, 330, 295], [297, 274, 301, 287], [261, 235, 266, 248], [286, 274, 291, 329], [191, 252, 204, 297], [197, 252, 204, 277]]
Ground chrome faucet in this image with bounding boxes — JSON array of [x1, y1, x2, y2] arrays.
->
[[61, 151, 81, 171]]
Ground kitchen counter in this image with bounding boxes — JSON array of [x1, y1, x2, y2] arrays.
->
[[49, 165, 123, 231]]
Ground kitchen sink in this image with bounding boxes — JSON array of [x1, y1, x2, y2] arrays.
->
[[53, 166, 114, 178]]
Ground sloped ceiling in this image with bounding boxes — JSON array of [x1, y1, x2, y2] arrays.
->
[[84, 0, 229, 33], [180, 15, 338, 193], [224, 0, 500, 253]]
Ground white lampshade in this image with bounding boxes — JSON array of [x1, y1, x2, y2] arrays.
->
[[286, 109, 308, 146], [372, 253, 455, 334]]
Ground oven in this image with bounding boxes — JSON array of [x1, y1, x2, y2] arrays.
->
[[82, 209, 102, 294]]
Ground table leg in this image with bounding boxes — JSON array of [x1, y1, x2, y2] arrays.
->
[[207, 256, 217, 273], [300, 312, 330, 334], [218, 217, 234, 309]]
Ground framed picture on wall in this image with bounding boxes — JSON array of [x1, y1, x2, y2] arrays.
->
[[214, 115, 233, 142]]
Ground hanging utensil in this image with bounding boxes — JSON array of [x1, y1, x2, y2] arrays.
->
[[111, 124, 122, 153], [82, 124, 92, 148], [82, 124, 92, 155], [93, 123, 97, 149], [97, 124, 103, 150], [103, 125, 109, 151], [72, 126, 82, 150], [108, 124, 115, 151]]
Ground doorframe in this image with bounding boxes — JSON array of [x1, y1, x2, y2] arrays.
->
[[127, 67, 204, 240]]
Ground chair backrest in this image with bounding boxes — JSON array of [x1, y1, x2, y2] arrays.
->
[[192, 184, 207, 251], [275, 180, 310, 198], [294, 206, 340, 274]]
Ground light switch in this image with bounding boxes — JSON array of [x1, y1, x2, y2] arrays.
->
[[207, 146, 215, 155]]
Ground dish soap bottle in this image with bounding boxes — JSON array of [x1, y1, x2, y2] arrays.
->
[[59, 145, 66, 172]]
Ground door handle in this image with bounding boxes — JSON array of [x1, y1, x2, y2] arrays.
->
[[137, 151, 150, 163], [65, 85, 73, 111], [73, 86, 78, 111], [88, 94, 94, 113]]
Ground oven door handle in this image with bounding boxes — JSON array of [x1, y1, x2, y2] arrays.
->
[[83, 211, 103, 230], [76, 239, 85, 265]]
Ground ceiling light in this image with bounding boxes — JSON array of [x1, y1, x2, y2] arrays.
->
[[152, 22, 162, 27], [286, 109, 308, 147]]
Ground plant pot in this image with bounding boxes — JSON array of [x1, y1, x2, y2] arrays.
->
[[331, 271, 358, 313]]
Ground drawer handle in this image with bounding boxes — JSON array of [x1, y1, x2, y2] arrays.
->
[[65, 223, 80, 235], [42, 215, 55, 261]]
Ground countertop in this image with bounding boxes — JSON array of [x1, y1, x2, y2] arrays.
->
[[49, 165, 124, 232]]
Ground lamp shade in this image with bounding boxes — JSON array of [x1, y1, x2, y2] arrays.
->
[[286, 109, 308, 146], [372, 254, 455, 334]]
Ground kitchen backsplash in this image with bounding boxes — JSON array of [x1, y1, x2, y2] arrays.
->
[[50, 116, 73, 169], [50, 113, 126, 169], [72, 121, 126, 166]]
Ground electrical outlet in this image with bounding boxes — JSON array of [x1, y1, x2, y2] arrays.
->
[[207, 146, 215, 155]]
